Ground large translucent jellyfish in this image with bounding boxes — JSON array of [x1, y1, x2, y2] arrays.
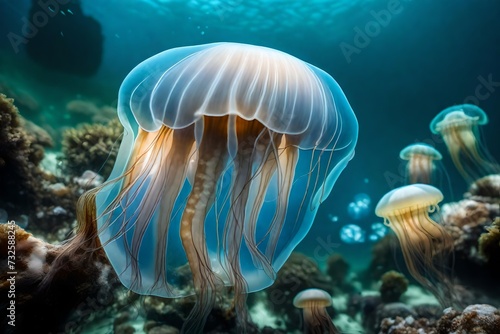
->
[[82, 43, 357, 332], [399, 143, 442, 185], [430, 104, 500, 183], [375, 184, 454, 307]]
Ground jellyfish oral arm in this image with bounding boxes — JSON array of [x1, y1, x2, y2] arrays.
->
[[302, 304, 339, 334]]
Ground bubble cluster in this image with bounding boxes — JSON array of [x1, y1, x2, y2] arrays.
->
[[368, 222, 389, 241], [340, 224, 365, 244], [347, 193, 371, 220]]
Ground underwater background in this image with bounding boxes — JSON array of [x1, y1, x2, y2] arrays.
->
[[1, 0, 500, 333]]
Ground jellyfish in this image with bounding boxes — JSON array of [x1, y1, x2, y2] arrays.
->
[[399, 143, 442, 185], [293, 288, 339, 334], [62, 43, 357, 332], [430, 104, 500, 183], [375, 184, 454, 307]]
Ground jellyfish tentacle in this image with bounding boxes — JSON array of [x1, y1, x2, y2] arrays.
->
[[153, 126, 196, 293], [180, 116, 229, 334], [265, 135, 299, 261], [303, 305, 339, 334], [389, 208, 454, 307], [223, 118, 269, 327], [243, 131, 279, 278]]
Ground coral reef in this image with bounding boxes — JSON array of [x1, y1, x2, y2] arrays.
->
[[479, 217, 500, 263], [379, 271, 409, 304], [61, 117, 123, 179], [362, 234, 402, 283], [437, 304, 500, 334], [380, 316, 437, 334], [477, 217, 500, 284], [0, 94, 80, 239], [439, 175, 500, 296], [326, 253, 350, 289], [467, 174, 500, 203], [0, 94, 44, 211], [0, 223, 118, 334], [0, 94, 66, 221]]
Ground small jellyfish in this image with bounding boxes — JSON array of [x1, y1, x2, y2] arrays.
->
[[293, 288, 339, 334], [347, 193, 371, 220], [400, 143, 442, 185], [375, 184, 454, 306], [430, 104, 500, 182], [340, 224, 365, 243]]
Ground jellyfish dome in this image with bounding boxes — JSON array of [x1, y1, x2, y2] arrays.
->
[[92, 43, 358, 331], [430, 104, 499, 182]]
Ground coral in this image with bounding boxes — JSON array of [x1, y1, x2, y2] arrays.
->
[[441, 200, 494, 229], [439, 189, 500, 295], [380, 316, 437, 334], [364, 302, 417, 334], [62, 117, 123, 179], [0, 94, 46, 214], [362, 235, 402, 283], [380, 271, 409, 303], [0, 223, 118, 333], [479, 218, 500, 262], [0, 94, 75, 235], [476, 218, 500, 281], [437, 304, 500, 334], [143, 293, 284, 333], [326, 253, 350, 288], [467, 174, 500, 203]]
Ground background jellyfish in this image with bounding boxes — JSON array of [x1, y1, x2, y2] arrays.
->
[[84, 43, 358, 332], [400, 143, 442, 185], [430, 104, 500, 183], [293, 288, 338, 334], [375, 184, 454, 307]]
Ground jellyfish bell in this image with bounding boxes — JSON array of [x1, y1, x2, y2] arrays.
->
[[399, 143, 442, 185], [375, 184, 454, 307], [88, 43, 358, 332], [430, 104, 500, 182]]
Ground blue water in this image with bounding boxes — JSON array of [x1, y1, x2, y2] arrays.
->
[[0, 0, 499, 271]]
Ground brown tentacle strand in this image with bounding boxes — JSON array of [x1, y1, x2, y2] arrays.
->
[[265, 135, 298, 261], [180, 116, 229, 333]]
